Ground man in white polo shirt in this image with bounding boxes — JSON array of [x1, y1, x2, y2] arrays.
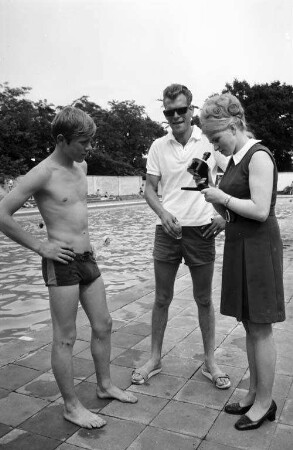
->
[[132, 84, 231, 389]]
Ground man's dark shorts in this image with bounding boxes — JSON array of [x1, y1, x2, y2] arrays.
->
[[153, 225, 215, 266], [42, 251, 101, 287]]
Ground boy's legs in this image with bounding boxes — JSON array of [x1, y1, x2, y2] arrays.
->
[[49, 285, 106, 428], [79, 276, 137, 403], [132, 260, 179, 382], [189, 263, 230, 388]]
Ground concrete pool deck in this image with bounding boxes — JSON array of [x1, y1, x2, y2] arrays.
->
[[0, 200, 293, 449]]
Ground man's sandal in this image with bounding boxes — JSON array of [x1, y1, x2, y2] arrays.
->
[[201, 366, 231, 389], [131, 367, 162, 385]]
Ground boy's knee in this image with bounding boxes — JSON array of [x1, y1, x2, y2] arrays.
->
[[53, 330, 77, 348]]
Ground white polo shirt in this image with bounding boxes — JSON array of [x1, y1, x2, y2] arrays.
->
[[146, 126, 228, 226]]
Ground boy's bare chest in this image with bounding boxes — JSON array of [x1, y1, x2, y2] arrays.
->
[[45, 170, 87, 205]]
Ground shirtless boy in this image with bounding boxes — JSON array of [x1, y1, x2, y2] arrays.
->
[[0, 107, 137, 429]]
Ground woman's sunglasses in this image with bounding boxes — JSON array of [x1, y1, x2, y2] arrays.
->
[[163, 106, 189, 118]]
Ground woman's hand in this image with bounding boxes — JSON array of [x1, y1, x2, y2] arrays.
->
[[201, 187, 227, 204], [202, 215, 226, 238]]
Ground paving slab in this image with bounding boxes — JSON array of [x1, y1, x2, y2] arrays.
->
[[0, 364, 42, 390], [14, 349, 52, 372], [198, 441, 241, 450], [132, 335, 177, 355], [275, 354, 293, 376], [100, 392, 168, 425], [214, 345, 248, 368], [160, 354, 202, 378], [286, 380, 293, 399], [16, 371, 69, 402], [168, 341, 205, 360], [174, 378, 234, 410], [150, 399, 219, 438], [268, 423, 293, 450], [0, 423, 13, 438], [118, 321, 151, 336], [56, 444, 88, 450], [67, 416, 145, 450], [75, 345, 125, 362], [127, 425, 201, 450], [279, 398, 293, 425], [74, 381, 112, 412], [0, 392, 49, 426], [0, 428, 60, 450], [110, 348, 150, 369], [110, 331, 145, 349], [0, 387, 10, 400], [72, 357, 96, 380]]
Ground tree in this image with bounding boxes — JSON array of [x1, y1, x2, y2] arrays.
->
[[0, 86, 165, 177], [72, 97, 165, 175], [223, 80, 293, 171], [0, 83, 55, 177]]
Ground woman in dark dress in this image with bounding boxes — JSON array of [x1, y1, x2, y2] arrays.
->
[[200, 93, 285, 431]]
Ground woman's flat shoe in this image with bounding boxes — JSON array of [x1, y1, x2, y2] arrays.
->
[[224, 402, 253, 415], [234, 400, 277, 431]]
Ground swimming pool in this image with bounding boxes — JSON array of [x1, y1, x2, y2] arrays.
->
[[0, 199, 292, 343]]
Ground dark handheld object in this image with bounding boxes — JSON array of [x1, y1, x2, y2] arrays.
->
[[181, 152, 211, 191]]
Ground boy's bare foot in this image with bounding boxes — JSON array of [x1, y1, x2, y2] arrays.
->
[[64, 402, 106, 429], [97, 384, 138, 403]]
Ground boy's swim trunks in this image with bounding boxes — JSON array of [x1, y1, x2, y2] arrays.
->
[[42, 251, 101, 286]]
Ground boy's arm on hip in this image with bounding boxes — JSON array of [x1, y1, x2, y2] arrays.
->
[[0, 166, 50, 254]]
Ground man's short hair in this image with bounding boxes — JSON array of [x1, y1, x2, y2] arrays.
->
[[51, 106, 96, 143], [163, 84, 193, 106]]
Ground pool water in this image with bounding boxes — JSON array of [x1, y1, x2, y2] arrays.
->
[[0, 199, 292, 343]]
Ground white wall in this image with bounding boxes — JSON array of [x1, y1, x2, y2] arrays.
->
[[87, 176, 144, 196], [277, 172, 293, 190]]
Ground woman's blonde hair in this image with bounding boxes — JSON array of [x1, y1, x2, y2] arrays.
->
[[200, 93, 246, 135]]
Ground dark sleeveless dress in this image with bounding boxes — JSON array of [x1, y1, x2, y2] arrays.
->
[[219, 143, 285, 323]]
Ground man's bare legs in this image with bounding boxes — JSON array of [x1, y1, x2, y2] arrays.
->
[[242, 321, 276, 421], [80, 277, 137, 403], [189, 263, 229, 387], [132, 260, 179, 381], [49, 285, 106, 429], [133, 260, 229, 386]]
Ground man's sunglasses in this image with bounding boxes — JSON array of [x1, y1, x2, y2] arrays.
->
[[163, 106, 190, 118]]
